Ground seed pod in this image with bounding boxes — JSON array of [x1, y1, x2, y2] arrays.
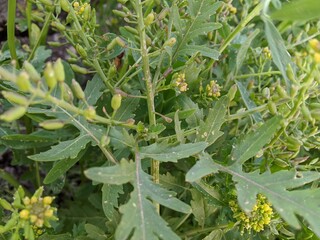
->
[[115, 37, 126, 48], [107, 64, 117, 79], [124, 26, 139, 35], [84, 106, 96, 119], [71, 79, 85, 100], [0, 198, 13, 211], [144, 12, 155, 26], [286, 63, 296, 83], [117, 0, 128, 4], [83, 4, 91, 21], [207, 31, 213, 41], [31, 14, 44, 23], [267, 101, 277, 115], [311, 109, 320, 120], [106, 38, 117, 51], [44, 62, 57, 90], [30, 24, 41, 48], [66, 48, 77, 58], [276, 84, 288, 98], [301, 104, 314, 123], [2, 91, 28, 106], [309, 103, 320, 109], [76, 44, 87, 58], [0, 106, 27, 122], [40, 119, 65, 130], [158, 8, 169, 20], [274, 158, 289, 168], [113, 10, 127, 18], [39, 0, 52, 6], [53, 58, 65, 82], [262, 87, 270, 99], [70, 64, 89, 74], [164, 37, 176, 47], [60, 0, 70, 12], [111, 94, 122, 111], [16, 71, 32, 92], [23, 61, 41, 82], [227, 84, 237, 101], [146, 36, 152, 46], [90, 9, 96, 26], [51, 21, 66, 31], [62, 82, 74, 102], [290, 84, 299, 98], [67, 57, 78, 63], [285, 135, 303, 146], [0, 67, 17, 82]]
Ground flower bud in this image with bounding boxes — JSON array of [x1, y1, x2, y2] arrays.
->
[[19, 209, 30, 219], [84, 106, 96, 119], [44, 209, 54, 217], [314, 52, 320, 63], [60, 0, 70, 12], [309, 39, 320, 52], [111, 94, 122, 111], [144, 12, 155, 26], [39, 119, 65, 130], [0, 106, 26, 122], [72, 79, 85, 100], [76, 44, 87, 58], [30, 215, 38, 223], [164, 37, 176, 47], [2, 91, 28, 106], [35, 219, 44, 228], [23, 61, 41, 82], [44, 62, 57, 90], [23, 197, 31, 205], [0, 198, 13, 211], [53, 58, 65, 82], [43, 196, 53, 205], [16, 71, 32, 92], [30, 196, 38, 204], [70, 64, 89, 74]]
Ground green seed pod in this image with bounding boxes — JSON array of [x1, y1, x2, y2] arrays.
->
[[267, 101, 277, 115], [60, 0, 70, 12], [144, 12, 155, 26], [164, 37, 177, 47], [158, 8, 169, 20], [227, 84, 237, 101], [31, 14, 44, 23], [39, 119, 65, 130], [309, 103, 320, 109], [71, 79, 85, 100], [290, 84, 299, 98], [0, 106, 27, 122], [107, 64, 117, 79], [274, 158, 289, 168], [301, 104, 314, 123], [124, 26, 139, 35], [262, 87, 270, 99], [70, 64, 89, 74], [285, 135, 302, 147], [276, 84, 288, 98], [83, 4, 91, 21], [100, 135, 110, 147], [112, 10, 127, 18], [67, 57, 78, 63], [62, 82, 74, 102], [117, 0, 128, 4], [83, 106, 96, 119], [2, 91, 28, 106], [66, 48, 77, 58], [44, 62, 57, 90], [207, 31, 213, 41], [53, 58, 65, 82], [90, 9, 96, 27], [0, 67, 17, 82], [311, 109, 320, 121], [111, 94, 122, 111], [106, 38, 117, 51], [16, 71, 32, 92], [23, 61, 41, 82], [0, 198, 13, 211], [51, 21, 66, 31], [146, 36, 152, 46], [39, 0, 52, 6], [286, 63, 296, 83], [115, 37, 126, 48], [66, 12, 73, 23], [48, 41, 64, 47], [30, 24, 41, 48], [76, 44, 87, 58]]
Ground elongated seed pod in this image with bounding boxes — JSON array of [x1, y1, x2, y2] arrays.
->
[[44, 62, 57, 89], [39, 119, 65, 130], [71, 79, 85, 100], [111, 94, 122, 111], [2, 91, 28, 106], [23, 61, 41, 82], [53, 58, 65, 82], [0, 106, 27, 122], [70, 64, 89, 74], [60, 0, 70, 12], [76, 44, 87, 58], [16, 71, 32, 92], [0, 67, 17, 82]]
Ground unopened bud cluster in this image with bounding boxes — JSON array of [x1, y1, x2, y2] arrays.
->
[[172, 72, 188, 92], [229, 194, 273, 235], [206, 80, 221, 98], [309, 39, 320, 63]]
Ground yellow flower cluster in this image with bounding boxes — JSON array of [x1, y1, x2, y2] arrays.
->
[[173, 72, 188, 92], [227, 4, 237, 14], [19, 190, 57, 229], [73, 1, 90, 15], [206, 80, 221, 98], [309, 39, 320, 63], [229, 194, 273, 235], [262, 47, 272, 59]]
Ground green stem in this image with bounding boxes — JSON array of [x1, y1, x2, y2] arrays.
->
[[7, 0, 19, 68], [26, 0, 32, 41], [135, 0, 159, 212], [180, 224, 229, 238], [219, 2, 262, 54], [235, 71, 281, 79]]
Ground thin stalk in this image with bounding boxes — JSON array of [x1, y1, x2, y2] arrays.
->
[[26, 0, 32, 41], [235, 71, 281, 79], [7, 0, 19, 68], [219, 2, 262, 54], [135, 0, 159, 212]]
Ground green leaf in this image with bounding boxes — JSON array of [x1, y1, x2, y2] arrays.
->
[[191, 180, 223, 206], [231, 116, 281, 165], [139, 142, 207, 162], [176, 95, 203, 127], [0, 134, 58, 149], [187, 154, 320, 237], [29, 133, 91, 161], [270, 0, 320, 21], [102, 184, 123, 221], [85, 223, 108, 240], [109, 128, 136, 150], [30, 46, 52, 72], [263, 17, 295, 89], [236, 81, 263, 123], [114, 97, 140, 121], [173, 0, 222, 60], [196, 96, 228, 146], [236, 29, 260, 73], [85, 158, 191, 240], [43, 149, 87, 184], [83, 74, 105, 106]]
